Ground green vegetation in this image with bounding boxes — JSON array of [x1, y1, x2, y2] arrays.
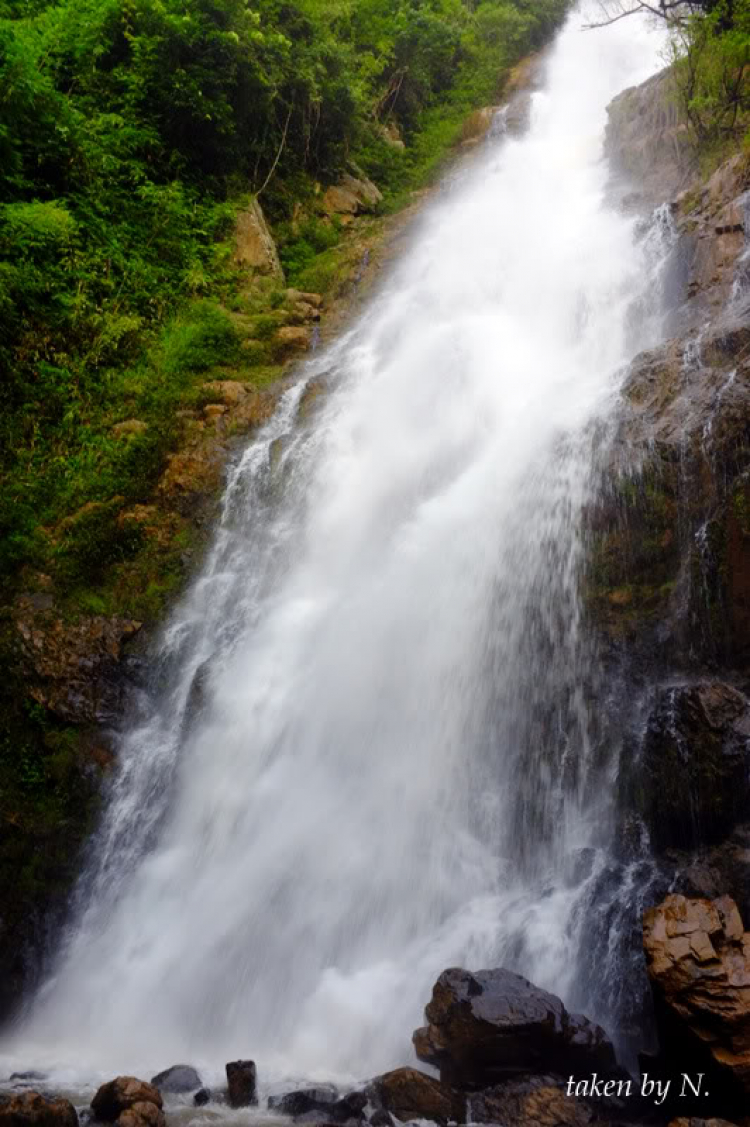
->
[[669, 0, 750, 157], [0, 0, 568, 600]]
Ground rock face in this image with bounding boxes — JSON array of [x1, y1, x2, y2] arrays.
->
[[91, 1078, 164, 1127], [233, 198, 283, 278], [14, 603, 142, 725], [606, 67, 693, 206], [638, 683, 750, 850], [150, 1065, 202, 1093], [412, 967, 617, 1089], [366, 1068, 462, 1125], [644, 894, 750, 1099], [0, 1093, 78, 1127], [225, 1060, 257, 1107]]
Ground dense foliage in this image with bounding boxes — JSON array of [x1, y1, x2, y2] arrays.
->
[[0, 0, 568, 591], [673, 0, 750, 145]]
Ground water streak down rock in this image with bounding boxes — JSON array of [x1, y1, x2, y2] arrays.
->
[[412, 968, 618, 1089]]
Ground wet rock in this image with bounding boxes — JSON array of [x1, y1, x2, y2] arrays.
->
[[668, 1120, 742, 1126], [0, 1093, 78, 1127], [606, 67, 693, 207], [225, 1060, 257, 1108], [91, 1078, 163, 1127], [365, 1068, 462, 1125], [331, 1093, 367, 1121], [192, 1091, 211, 1108], [367, 1113, 392, 1127], [234, 198, 283, 279], [268, 1086, 338, 1116], [150, 1065, 202, 1093], [668, 1120, 741, 1126], [183, 659, 212, 730], [412, 967, 618, 1089], [460, 107, 498, 145], [639, 682, 750, 850], [644, 893, 750, 1099], [14, 604, 142, 725], [116, 1105, 163, 1127], [468, 1076, 594, 1126]]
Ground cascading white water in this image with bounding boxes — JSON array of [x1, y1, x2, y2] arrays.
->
[[4, 5, 671, 1088]]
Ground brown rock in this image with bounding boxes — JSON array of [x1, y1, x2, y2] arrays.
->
[[413, 967, 617, 1089], [91, 1078, 163, 1124], [461, 106, 498, 145], [225, 1060, 257, 1107], [285, 289, 323, 309], [275, 326, 311, 358], [644, 894, 750, 1096], [0, 1092, 78, 1127], [203, 404, 228, 421], [321, 173, 382, 217], [366, 1068, 462, 1125], [233, 198, 283, 278], [469, 1077, 593, 1126], [201, 379, 249, 406], [116, 1105, 164, 1127], [668, 1119, 742, 1126]]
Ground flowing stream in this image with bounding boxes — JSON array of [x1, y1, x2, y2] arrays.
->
[[5, 4, 671, 1092]]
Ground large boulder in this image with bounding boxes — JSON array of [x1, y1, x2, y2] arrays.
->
[[225, 1060, 257, 1108], [0, 1093, 78, 1127], [233, 198, 283, 279], [149, 1065, 202, 1094], [638, 683, 750, 850], [412, 968, 618, 1089], [321, 173, 382, 219], [91, 1078, 164, 1127], [644, 894, 750, 1101], [365, 1068, 462, 1125]]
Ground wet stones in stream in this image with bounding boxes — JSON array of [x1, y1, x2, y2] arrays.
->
[[149, 1069, 202, 1096], [225, 1061, 257, 1108], [90, 1078, 164, 1127], [0, 1092, 78, 1127]]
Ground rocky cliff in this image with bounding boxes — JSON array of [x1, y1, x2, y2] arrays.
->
[[575, 66, 750, 1054]]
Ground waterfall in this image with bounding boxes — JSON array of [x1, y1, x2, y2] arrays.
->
[[4, 4, 670, 1087]]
